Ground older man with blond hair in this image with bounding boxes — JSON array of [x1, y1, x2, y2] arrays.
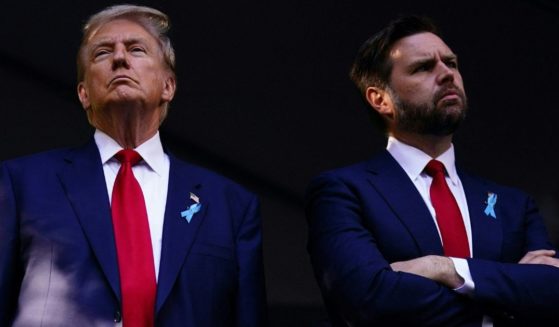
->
[[0, 5, 266, 327]]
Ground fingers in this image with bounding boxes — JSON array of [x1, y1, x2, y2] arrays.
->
[[390, 257, 423, 275], [519, 249, 555, 263], [526, 256, 559, 268], [390, 262, 403, 272], [525, 249, 556, 257], [519, 249, 559, 267], [390, 256, 463, 288]]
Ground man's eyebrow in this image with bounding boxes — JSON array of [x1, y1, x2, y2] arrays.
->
[[408, 56, 436, 69], [442, 53, 458, 61], [89, 37, 149, 49], [408, 53, 458, 69], [122, 37, 150, 46]]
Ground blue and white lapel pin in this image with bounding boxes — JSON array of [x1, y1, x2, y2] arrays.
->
[[181, 192, 202, 223], [484, 192, 497, 219]]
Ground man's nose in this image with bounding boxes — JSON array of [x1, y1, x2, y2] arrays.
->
[[436, 62, 455, 85], [112, 45, 130, 70]]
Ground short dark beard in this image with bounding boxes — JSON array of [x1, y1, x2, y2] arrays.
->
[[389, 85, 468, 136]]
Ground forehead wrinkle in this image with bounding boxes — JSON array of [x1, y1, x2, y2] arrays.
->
[[89, 35, 151, 48], [85, 18, 156, 48], [402, 49, 457, 65], [392, 33, 454, 60]]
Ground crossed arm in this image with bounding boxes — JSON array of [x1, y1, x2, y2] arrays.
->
[[306, 173, 559, 326], [391, 250, 559, 289]]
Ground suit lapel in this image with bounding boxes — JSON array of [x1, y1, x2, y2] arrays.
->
[[156, 155, 208, 313], [460, 172, 502, 260], [366, 151, 444, 255], [57, 140, 121, 300]]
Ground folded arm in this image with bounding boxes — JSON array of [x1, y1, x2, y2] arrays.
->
[[306, 174, 483, 326], [390, 196, 559, 323]]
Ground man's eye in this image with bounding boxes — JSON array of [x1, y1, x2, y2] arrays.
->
[[94, 49, 110, 58], [413, 65, 429, 73], [446, 60, 458, 69], [130, 47, 146, 53]]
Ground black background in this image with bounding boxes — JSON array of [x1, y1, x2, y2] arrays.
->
[[1, 1, 558, 325]]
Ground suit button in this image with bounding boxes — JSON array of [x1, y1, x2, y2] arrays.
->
[[114, 310, 122, 323]]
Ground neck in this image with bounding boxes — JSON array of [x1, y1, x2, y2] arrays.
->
[[390, 130, 453, 158], [91, 103, 161, 149]]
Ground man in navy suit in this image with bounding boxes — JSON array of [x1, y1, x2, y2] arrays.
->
[[0, 5, 265, 326], [306, 16, 559, 326]]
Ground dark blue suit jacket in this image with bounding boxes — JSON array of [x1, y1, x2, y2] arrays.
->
[[306, 151, 559, 326], [0, 139, 266, 326]]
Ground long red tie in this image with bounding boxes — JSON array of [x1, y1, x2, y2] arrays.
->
[[112, 149, 156, 327], [424, 160, 470, 258]]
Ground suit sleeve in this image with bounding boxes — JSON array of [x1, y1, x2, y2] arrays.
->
[[0, 163, 21, 325], [235, 194, 267, 326], [468, 195, 559, 323], [306, 173, 483, 326]]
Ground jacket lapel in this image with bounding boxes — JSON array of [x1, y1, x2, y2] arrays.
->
[[155, 155, 208, 313], [459, 172, 502, 260], [57, 140, 121, 300], [366, 151, 444, 255]]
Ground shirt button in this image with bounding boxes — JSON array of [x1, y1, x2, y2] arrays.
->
[[114, 310, 122, 323]]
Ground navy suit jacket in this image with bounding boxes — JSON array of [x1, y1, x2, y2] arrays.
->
[[306, 151, 559, 326], [0, 139, 266, 326]]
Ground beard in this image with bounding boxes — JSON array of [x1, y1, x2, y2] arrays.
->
[[389, 85, 468, 136]]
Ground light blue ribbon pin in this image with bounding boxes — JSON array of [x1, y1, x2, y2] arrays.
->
[[484, 193, 497, 219], [181, 192, 202, 223], [181, 203, 201, 223]]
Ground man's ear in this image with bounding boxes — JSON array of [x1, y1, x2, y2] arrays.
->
[[365, 86, 394, 119], [161, 75, 176, 102], [77, 82, 90, 110]]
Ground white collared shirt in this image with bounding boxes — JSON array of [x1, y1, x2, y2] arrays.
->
[[95, 129, 170, 281], [387, 137, 494, 326], [386, 136, 473, 252], [386, 136, 478, 294]]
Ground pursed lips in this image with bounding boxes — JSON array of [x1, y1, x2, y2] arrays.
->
[[108, 75, 137, 87], [437, 87, 461, 102]]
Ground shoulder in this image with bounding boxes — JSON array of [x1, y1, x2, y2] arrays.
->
[[1, 148, 78, 196], [305, 153, 394, 208], [308, 151, 394, 188], [1, 147, 73, 174]]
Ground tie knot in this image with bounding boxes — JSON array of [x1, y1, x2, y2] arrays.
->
[[115, 149, 142, 166], [424, 159, 446, 177]]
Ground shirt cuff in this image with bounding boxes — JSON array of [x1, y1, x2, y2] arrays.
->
[[450, 257, 475, 296]]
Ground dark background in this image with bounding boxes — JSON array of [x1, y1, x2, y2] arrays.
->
[[1, 1, 558, 325]]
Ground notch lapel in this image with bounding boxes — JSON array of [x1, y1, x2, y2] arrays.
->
[[155, 155, 208, 313], [366, 151, 444, 255], [57, 140, 121, 300], [460, 172, 502, 260]]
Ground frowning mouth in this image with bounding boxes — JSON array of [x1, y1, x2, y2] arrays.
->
[[108, 75, 136, 86], [436, 88, 462, 103]]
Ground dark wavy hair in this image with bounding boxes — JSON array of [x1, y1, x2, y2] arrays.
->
[[349, 16, 440, 131]]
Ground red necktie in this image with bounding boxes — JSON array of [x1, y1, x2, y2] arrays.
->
[[112, 149, 156, 327], [424, 160, 470, 258]]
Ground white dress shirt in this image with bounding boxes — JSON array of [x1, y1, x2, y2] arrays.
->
[[94, 129, 170, 281], [386, 136, 492, 326]]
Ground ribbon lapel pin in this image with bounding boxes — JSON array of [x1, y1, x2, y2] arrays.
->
[[484, 192, 497, 219], [181, 192, 202, 223]]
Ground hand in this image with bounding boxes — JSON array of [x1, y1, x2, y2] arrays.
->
[[390, 255, 464, 288], [519, 249, 559, 268]]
